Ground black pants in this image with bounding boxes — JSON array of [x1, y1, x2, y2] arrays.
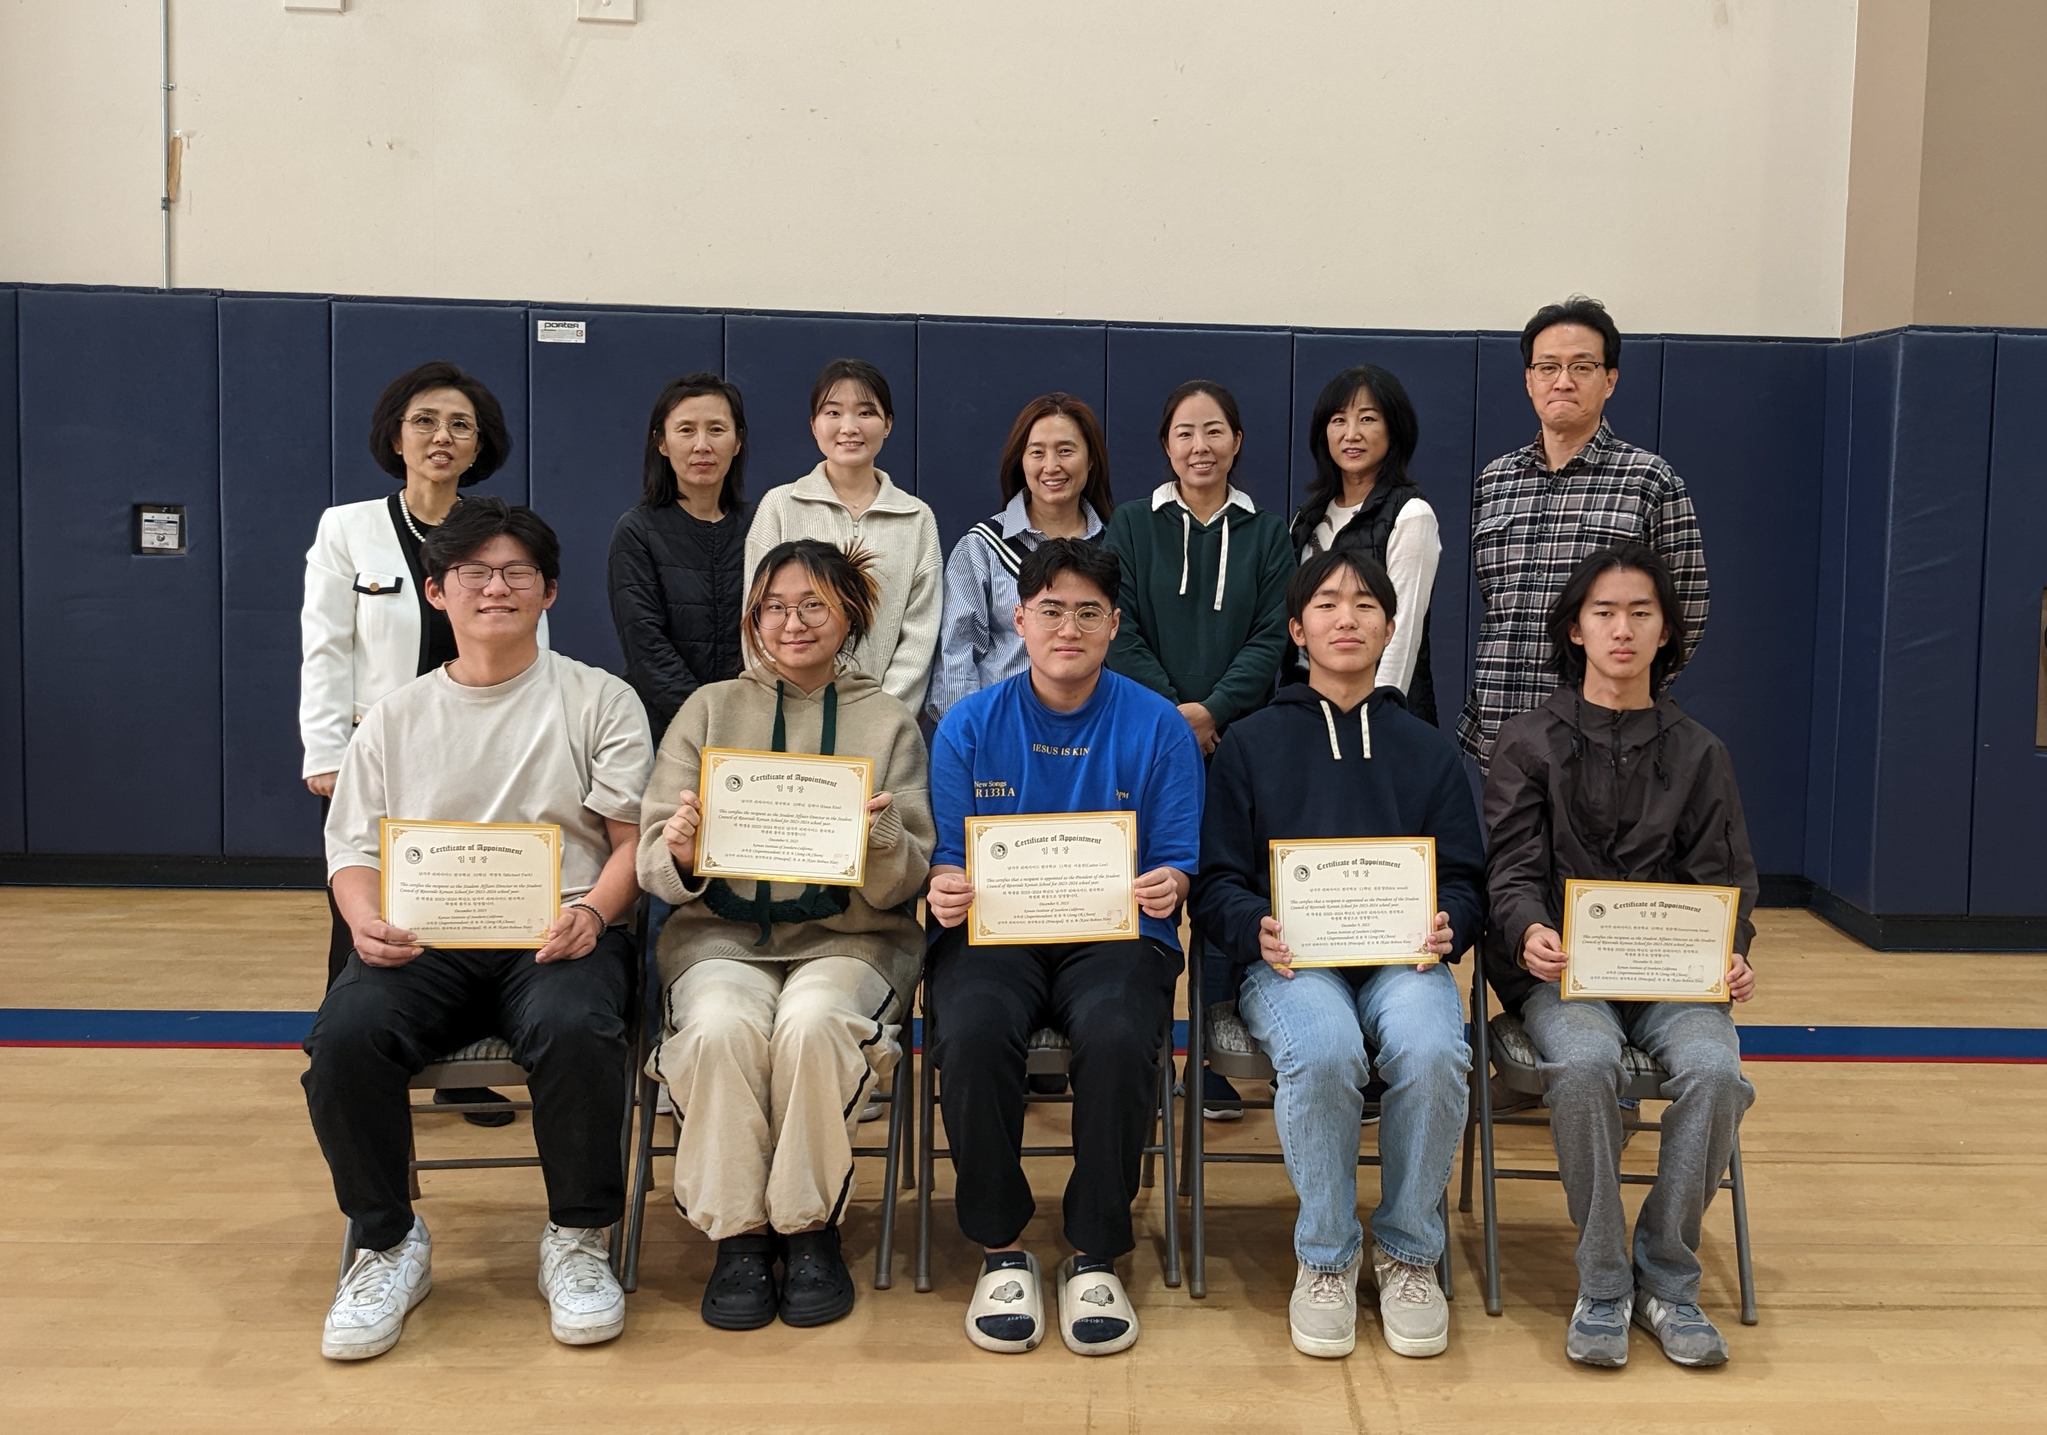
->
[[302, 931, 635, 1252], [929, 927, 1180, 1258]]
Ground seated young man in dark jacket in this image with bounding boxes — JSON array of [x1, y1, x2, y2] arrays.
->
[[926, 539, 1204, 1358], [1193, 549, 1484, 1361], [1484, 543, 1757, 1370]]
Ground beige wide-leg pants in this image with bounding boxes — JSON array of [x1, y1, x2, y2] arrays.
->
[[653, 955, 900, 1241]]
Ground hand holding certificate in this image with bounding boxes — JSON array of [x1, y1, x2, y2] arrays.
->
[[695, 748, 874, 887], [1560, 879, 1738, 1002], [966, 812, 1140, 945], [380, 819, 562, 949], [1268, 838, 1438, 967]]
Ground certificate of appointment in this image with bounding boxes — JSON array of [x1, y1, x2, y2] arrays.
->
[[380, 819, 562, 949], [1269, 837, 1437, 967], [966, 812, 1139, 946], [695, 748, 874, 887], [1561, 879, 1738, 1002]]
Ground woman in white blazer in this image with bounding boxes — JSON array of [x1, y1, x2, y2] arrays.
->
[[299, 361, 523, 970]]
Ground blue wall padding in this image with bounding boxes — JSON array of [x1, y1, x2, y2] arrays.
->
[[330, 301, 530, 507], [1659, 340, 1828, 875], [722, 315, 920, 507], [918, 321, 1107, 547], [18, 290, 223, 854], [527, 308, 724, 673], [1968, 334, 2047, 916], [219, 296, 332, 857], [1866, 332, 1997, 913], [1803, 342, 1858, 893], [0, 289, 21, 851], [1105, 326, 1292, 520], [1292, 333, 1479, 729]]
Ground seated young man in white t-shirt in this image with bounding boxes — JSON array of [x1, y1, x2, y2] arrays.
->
[[305, 497, 652, 1360]]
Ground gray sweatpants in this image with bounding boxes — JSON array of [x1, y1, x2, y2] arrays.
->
[[1519, 985, 1754, 1303]]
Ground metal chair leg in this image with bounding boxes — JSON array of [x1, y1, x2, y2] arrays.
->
[[1458, 1063, 1478, 1214], [1729, 1136, 1758, 1325], [1187, 982, 1210, 1299], [915, 982, 939, 1294], [622, 1069, 659, 1293], [1157, 1031, 1181, 1288], [1471, 971, 1502, 1317], [1436, 1190, 1453, 1300], [406, 1122, 422, 1201], [874, 1059, 907, 1290], [336, 1218, 361, 1295]]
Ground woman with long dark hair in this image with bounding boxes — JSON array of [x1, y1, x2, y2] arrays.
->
[[608, 372, 752, 738], [1288, 365, 1441, 722]]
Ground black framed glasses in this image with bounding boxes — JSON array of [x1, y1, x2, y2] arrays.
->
[[449, 562, 541, 590]]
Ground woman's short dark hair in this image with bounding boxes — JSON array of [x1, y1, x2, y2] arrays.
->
[[1547, 543, 1687, 690], [1304, 365, 1419, 508], [742, 539, 880, 670], [1286, 547, 1398, 627], [1520, 295, 1622, 370], [996, 393, 1115, 520], [368, 360, 512, 487], [641, 372, 748, 510], [808, 358, 894, 421], [1157, 380, 1244, 478], [1017, 538, 1121, 606], [420, 496, 560, 587]]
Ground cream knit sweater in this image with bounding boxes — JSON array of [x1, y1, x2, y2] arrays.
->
[[744, 465, 943, 711]]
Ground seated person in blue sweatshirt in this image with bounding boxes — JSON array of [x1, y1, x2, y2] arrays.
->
[[1192, 548, 1484, 1362], [926, 538, 1204, 1359]]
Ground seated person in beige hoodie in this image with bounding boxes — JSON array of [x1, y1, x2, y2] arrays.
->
[[637, 539, 934, 1333]]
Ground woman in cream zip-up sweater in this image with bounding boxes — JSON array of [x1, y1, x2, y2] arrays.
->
[[638, 539, 933, 1333], [744, 358, 942, 711]]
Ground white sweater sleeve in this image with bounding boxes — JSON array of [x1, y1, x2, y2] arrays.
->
[[882, 507, 945, 710], [299, 508, 358, 778], [1378, 498, 1441, 696]]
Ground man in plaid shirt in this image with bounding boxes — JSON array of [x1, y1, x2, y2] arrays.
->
[[1457, 297, 1709, 770]]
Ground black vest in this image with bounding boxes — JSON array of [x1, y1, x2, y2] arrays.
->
[[1285, 481, 1438, 726]]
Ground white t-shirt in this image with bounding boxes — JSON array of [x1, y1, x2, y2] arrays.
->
[[1307, 498, 1364, 557], [326, 650, 653, 899], [1299, 493, 1442, 697]]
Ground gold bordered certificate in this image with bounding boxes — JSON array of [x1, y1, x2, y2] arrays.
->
[[1561, 879, 1738, 1002], [379, 819, 562, 949], [1268, 837, 1437, 967], [695, 748, 874, 887], [966, 812, 1140, 946]]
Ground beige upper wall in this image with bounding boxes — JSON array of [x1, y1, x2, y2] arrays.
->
[[2, 1, 1859, 336], [1839, 0, 1931, 336]]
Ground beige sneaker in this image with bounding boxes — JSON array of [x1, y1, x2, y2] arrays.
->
[[1288, 1252, 1360, 1358], [1371, 1245, 1448, 1357]]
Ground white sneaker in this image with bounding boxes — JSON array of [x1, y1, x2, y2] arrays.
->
[[1288, 1253, 1360, 1358], [1371, 1245, 1449, 1357], [322, 1218, 431, 1360], [538, 1222, 625, 1345]]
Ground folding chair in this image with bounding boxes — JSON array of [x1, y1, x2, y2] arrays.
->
[[1182, 972, 1455, 1302], [913, 969, 1181, 1293], [618, 939, 915, 1293], [1458, 961, 1757, 1323], [336, 903, 649, 1292]]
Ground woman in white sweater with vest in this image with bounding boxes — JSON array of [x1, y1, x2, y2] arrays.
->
[[298, 360, 533, 1122], [744, 359, 942, 712]]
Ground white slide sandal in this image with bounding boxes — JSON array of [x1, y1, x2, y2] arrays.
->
[[1056, 1256, 1139, 1356], [965, 1253, 1043, 1353]]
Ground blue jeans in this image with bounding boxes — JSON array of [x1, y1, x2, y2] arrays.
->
[[1239, 961, 1471, 1271]]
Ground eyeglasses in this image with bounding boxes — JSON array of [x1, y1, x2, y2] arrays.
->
[[756, 599, 834, 628], [405, 413, 479, 441], [1023, 603, 1109, 633], [449, 562, 542, 590], [1527, 361, 1608, 385]]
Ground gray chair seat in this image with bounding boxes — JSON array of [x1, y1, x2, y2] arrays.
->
[[1204, 1002, 1275, 1083], [1487, 1013, 1666, 1101], [410, 1035, 529, 1090]]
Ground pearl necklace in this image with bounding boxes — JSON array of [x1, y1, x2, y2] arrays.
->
[[397, 497, 430, 543]]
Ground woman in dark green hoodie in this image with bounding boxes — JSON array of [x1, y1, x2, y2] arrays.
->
[[1102, 380, 1294, 757]]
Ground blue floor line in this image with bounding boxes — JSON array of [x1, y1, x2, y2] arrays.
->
[[3, 1010, 2046, 1062]]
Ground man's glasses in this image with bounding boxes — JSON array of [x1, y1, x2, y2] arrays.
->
[[1023, 603, 1109, 633], [448, 562, 542, 590], [1527, 361, 1607, 385]]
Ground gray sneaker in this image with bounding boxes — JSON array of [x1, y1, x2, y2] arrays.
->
[[1370, 1245, 1448, 1357], [1633, 1292, 1729, 1367], [1566, 1292, 1633, 1367], [1288, 1252, 1359, 1358]]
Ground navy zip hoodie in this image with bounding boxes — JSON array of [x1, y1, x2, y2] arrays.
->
[[1193, 682, 1487, 1002]]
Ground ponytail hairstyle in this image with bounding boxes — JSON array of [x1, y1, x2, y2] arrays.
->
[[740, 539, 880, 671]]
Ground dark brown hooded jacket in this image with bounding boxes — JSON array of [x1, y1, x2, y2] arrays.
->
[[1482, 686, 1758, 1014]]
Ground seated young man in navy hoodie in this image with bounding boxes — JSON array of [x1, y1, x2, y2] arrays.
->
[[1193, 548, 1484, 1361], [926, 538, 1204, 1359], [1484, 544, 1756, 1370]]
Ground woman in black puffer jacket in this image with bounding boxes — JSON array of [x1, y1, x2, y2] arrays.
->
[[609, 373, 754, 740]]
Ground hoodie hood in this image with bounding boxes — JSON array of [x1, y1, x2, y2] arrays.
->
[[1269, 682, 1409, 761], [736, 658, 885, 706], [1537, 685, 1687, 792]]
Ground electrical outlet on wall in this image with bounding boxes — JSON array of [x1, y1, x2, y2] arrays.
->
[[577, 0, 637, 21], [283, 0, 346, 12]]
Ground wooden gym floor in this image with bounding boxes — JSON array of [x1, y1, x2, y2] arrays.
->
[[1, 889, 2044, 1433]]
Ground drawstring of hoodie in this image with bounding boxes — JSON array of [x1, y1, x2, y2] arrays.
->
[[1174, 501, 1231, 612], [1316, 698, 1372, 760]]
